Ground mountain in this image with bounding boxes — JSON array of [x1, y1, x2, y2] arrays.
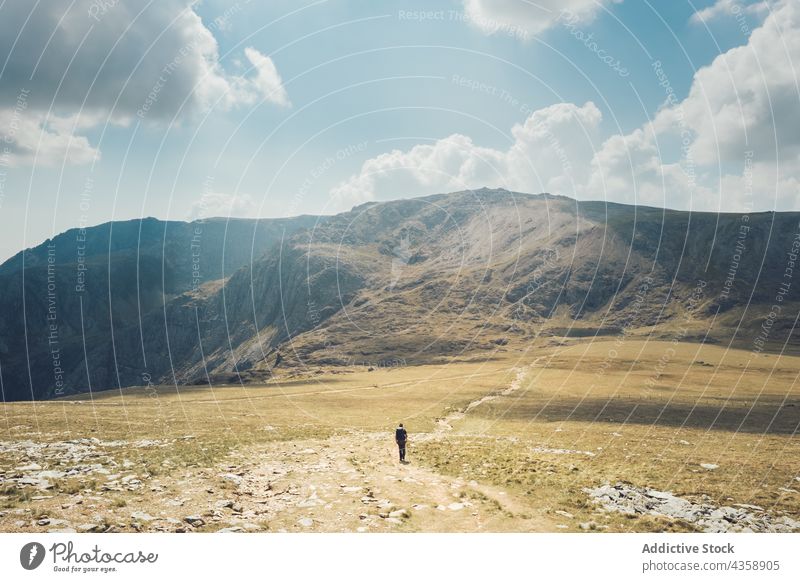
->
[[0, 215, 319, 401], [2, 189, 799, 401]]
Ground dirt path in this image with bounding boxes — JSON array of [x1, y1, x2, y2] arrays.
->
[[202, 428, 553, 532], [0, 361, 555, 533], [197, 362, 554, 532], [434, 364, 531, 433]]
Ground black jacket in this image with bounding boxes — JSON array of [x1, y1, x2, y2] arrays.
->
[[395, 427, 407, 442]]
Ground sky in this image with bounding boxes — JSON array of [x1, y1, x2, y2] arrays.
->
[[0, 0, 797, 262]]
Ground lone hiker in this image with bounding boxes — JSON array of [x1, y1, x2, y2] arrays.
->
[[395, 423, 408, 462]]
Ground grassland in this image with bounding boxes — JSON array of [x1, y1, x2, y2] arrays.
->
[[1, 339, 798, 533]]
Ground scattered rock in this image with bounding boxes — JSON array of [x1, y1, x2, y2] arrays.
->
[[18, 477, 53, 490], [297, 517, 314, 528], [131, 511, 155, 522], [586, 483, 800, 533], [388, 509, 410, 519], [554, 510, 574, 519], [184, 515, 205, 527], [700, 463, 719, 471], [220, 473, 243, 487]]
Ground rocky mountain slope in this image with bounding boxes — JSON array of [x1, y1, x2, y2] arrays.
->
[[0, 215, 319, 400], [2, 189, 799, 400]]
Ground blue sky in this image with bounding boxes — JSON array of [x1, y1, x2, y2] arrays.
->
[[0, 0, 797, 262]]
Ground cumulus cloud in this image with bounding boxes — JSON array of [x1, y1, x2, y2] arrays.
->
[[689, 0, 768, 26], [462, 0, 615, 38], [586, 126, 714, 209], [666, 0, 799, 166], [335, 0, 800, 212], [0, 102, 100, 167], [330, 102, 603, 207], [238, 48, 291, 108], [0, 0, 289, 166], [591, 0, 800, 210]]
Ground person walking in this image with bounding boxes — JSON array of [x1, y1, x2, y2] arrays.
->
[[395, 423, 408, 463]]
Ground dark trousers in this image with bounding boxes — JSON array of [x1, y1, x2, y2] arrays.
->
[[397, 440, 406, 461]]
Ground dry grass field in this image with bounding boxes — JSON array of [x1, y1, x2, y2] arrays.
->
[[1, 339, 798, 533]]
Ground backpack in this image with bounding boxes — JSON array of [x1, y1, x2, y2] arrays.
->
[[395, 427, 407, 441]]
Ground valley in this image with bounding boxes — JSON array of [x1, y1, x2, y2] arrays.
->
[[1, 339, 798, 533]]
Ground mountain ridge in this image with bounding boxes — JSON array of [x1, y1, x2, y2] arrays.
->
[[2, 189, 799, 401]]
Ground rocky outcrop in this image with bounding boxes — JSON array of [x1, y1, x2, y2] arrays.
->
[[586, 483, 800, 533]]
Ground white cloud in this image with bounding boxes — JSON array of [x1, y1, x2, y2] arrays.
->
[[239, 48, 291, 108], [0, 107, 99, 167], [0, 0, 289, 166], [335, 0, 800, 213], [586, 126, 716, 209], [590, 0, 800, 210], [671, 0, 800, 166], [330, 102, 603, 207], [463, 0, 615, 38], [690, 0, 768, 26]]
